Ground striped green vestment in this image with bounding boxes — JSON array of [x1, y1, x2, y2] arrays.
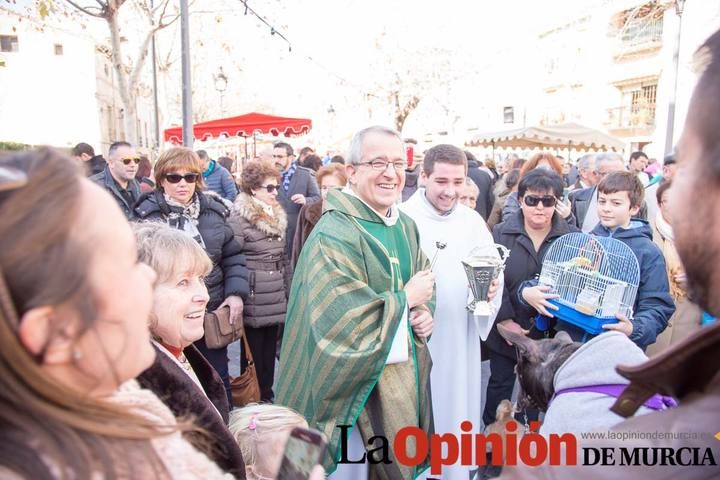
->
[[276, 189, 435, 479]]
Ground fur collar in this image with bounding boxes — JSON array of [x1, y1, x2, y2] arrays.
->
[[232, 192, 288, 238]]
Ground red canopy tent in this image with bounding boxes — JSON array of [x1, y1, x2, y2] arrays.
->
[[163, 112, 312, 144]]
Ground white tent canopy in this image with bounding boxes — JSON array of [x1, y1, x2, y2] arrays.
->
[[466, 122, 626, 152]]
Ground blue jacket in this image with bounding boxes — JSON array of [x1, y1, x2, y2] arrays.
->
[[203, 160, 238, 202], [590, 220, 675, 349]]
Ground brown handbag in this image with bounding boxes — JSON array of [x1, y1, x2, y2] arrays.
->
[[230, 332, 261, 407], [203, 306, 243, 349]]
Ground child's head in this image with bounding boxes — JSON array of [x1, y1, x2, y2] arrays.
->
[[229, 404, 308, 480], [596, 171, 644, 229]]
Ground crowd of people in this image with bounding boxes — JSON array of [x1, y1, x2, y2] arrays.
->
[[0, 28, 719, 480]]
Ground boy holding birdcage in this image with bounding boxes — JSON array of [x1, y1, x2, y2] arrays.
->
[[579, 171, 675, 349]]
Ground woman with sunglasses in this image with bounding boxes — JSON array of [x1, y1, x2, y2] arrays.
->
[[134, 147, 249, 406], [482, 169, 579, 434], [501, 153, 574, 224], [228, 162, 288, 402]]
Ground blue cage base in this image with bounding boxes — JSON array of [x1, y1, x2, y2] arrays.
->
[[548, 299, 619, 335]]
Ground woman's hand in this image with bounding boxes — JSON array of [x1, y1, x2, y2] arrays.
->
[[521, 285, 560, 317], [555, 200, 571, 219], [219, 295, 244, 324], [410, 307, 433, 339], [674, 271, 687, 289]]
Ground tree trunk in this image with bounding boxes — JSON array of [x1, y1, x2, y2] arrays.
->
[[394, 94, 420, 133]]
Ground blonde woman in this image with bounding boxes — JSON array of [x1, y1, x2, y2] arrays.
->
[[0, 149, 232, 479], [135, 222, 246, 476], [134, 147, 249, 405], [230, 404, 324, 480]]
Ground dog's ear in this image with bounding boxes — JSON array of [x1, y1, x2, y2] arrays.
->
[[497, 323, 540, 359], [555, 331, 574, 345]]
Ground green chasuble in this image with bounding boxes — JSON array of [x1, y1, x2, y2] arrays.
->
[[276, 189, 435, 480]]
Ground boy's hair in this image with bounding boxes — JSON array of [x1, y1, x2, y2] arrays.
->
[[229, 404, 307, 471], [597, 171, 645, 208]]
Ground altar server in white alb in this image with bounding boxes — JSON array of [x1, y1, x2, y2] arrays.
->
[[401, 144, 503, 480]]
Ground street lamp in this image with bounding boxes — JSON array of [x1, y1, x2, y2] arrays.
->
[[213, 66, 228, 117], [665, 0, 687, 156]]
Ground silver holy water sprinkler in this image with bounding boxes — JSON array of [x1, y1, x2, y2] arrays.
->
[[430, 241, 447, 270]]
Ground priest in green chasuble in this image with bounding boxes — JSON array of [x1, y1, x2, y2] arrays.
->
[[276, 126, 436, 480]]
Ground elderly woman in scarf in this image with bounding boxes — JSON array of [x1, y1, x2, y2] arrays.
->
[[134, 147, 249, 404], [134, 222, 245, 477], [647, 180, 703, 355]]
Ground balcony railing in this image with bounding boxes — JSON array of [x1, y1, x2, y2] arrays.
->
[[606, 105, 656, 130], [618, 18, 663, 50]]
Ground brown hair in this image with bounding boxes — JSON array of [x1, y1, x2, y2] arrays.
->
[[302, 154, 323, 172], [423, 144, 467, 176], [316, 163, 348, 188], [597, 171, 645, 208], [154, 147, 206, 191], [0, 149, 171, 478], [519, 153, 563, 177], [136, 155, 152, 179], [240, 161, 280, 195]]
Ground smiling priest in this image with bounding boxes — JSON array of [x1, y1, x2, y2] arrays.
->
[[276, 126, 436, 480]]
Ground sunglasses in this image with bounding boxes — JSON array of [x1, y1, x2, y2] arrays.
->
[[122, 157, 141, 165], [523, 195, 557, 208], [260, 184, 279, 193], [165, 173, 199, 184]]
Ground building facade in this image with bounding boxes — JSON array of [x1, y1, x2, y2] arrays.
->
[[0, 7, 154, 154]]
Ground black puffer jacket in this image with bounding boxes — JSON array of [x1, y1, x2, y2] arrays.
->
[[228, 193, 288, 328], [486, 210, 579, 359], [134, 190, 249, 309]]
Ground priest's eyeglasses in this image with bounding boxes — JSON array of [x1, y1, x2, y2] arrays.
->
[[357, 158, 407, 172]]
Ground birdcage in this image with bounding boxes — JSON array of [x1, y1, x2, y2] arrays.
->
[[537, 232, 640, 334]]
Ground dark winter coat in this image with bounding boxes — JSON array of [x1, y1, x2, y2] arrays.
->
[[90, 166, 141, 220], [467, 160, 495, 221], [134, 190, 249, 309], [487, 210, 579, 359], [277, 164, 320, 256], [568, 185, 596, 229], [137, 343, 246, 478], [291, 198, 324, 269], [87, 154, 107, 177], [402, 167, 420, 202], [203, 160, 238, 202], [587, 220, 675, 349], [228, 193, 289, 328]]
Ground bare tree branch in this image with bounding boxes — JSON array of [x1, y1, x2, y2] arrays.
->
[[64, 0, 106, 18]]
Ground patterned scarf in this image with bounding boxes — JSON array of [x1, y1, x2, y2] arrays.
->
[[282, 161, 297, 192], [164, 193, 206, 248]]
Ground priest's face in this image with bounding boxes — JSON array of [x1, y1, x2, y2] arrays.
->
[[421, 162, 466, 214], [347, 132, 406, 214]]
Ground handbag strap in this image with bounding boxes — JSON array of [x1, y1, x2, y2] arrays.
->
[[241, 330, 256, 365]]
